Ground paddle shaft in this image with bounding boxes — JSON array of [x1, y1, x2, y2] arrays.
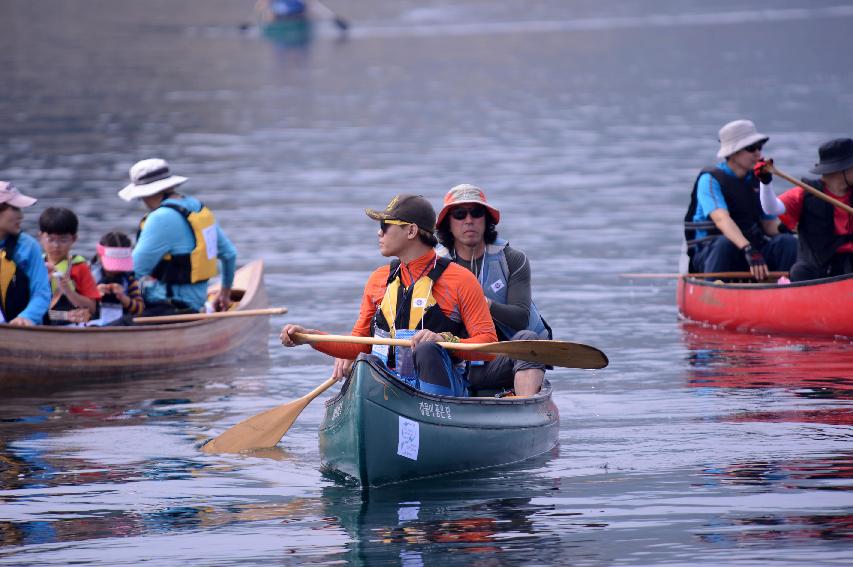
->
[[134, 307, 287, 324], [292, 332, 608, 369], [621, 272, 788, 279], [768, 164, 853, 215]]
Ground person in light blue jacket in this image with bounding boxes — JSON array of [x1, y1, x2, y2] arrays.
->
[[118, 159, 237, 316], [0, 181, 51, 325]]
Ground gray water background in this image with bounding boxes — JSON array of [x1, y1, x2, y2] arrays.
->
[[1, 0, 852, 565]]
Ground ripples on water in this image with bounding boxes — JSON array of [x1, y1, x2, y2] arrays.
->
[[2, 0, 853, 565]]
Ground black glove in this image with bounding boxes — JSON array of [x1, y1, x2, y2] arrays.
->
[[742, 244, 766, 268], [753, 159, 773, 184]]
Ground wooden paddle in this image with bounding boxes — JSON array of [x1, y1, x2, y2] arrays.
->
[[202, 376, 337, 454], [621, 272, 788, 280], [767, 164, 853, 215], [293, 332, 609, 369], [134, 307, 287, 324]]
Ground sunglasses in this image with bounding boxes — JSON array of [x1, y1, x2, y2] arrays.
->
[[380, 219, 411, 234], [742, 142, 765, 153], [449, 206, 486, 220]]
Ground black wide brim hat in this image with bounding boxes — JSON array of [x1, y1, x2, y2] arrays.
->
[[810, 138, 853, 175]]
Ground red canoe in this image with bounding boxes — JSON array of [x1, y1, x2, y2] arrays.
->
[[676, 273, 853, 339]]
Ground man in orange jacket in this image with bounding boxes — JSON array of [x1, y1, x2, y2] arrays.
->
[[280, 194, 497, 397]]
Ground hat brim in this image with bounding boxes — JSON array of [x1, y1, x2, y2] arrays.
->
[[436, 200, 501, 226], [717, 134, 769, 159], [2, 193, 37, 208], [118, 176, 188, 201], [365, 208, 396, 222], [810, 156, 853, 175]]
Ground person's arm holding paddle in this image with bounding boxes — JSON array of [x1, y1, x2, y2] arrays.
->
[[279, 268, 387, 378], [707, 209, 769, 281], [212, 224, 238, 312]]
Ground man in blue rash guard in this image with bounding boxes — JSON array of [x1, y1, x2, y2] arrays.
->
[[684, 119, 796, 280], [118, 158, 238, 316]]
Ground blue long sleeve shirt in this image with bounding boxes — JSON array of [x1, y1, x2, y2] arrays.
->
[[133, 195, 237, 311], [1, 232, 51, 324]]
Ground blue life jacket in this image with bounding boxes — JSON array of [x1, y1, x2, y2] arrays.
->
[[438, 239, 551, 340]]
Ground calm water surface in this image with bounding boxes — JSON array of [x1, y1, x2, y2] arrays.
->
[[1, 1, 852, 565]]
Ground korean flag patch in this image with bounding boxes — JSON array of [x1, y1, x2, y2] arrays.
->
[[490, 279, 505, 293], [413, 297, 428, 309]]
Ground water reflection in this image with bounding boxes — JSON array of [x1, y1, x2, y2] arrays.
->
[[321, 474, 562, 566], [683, 323, 853, 399]]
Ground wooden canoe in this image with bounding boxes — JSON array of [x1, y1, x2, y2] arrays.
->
[[676, 272, 853, 339], [319, 356, 560, 488], [0, 260, 270, 384]]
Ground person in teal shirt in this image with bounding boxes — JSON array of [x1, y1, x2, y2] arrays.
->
[[0, 181, 51, 325], [118, 159, 238, 315]]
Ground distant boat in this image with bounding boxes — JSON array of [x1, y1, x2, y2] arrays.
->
[[677, 273, 853, 339], [0, 260, 270, 385], [319, 356, 560, 487]]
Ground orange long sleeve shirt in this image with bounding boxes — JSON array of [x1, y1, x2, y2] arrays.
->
[[312, 249, 497, 361]]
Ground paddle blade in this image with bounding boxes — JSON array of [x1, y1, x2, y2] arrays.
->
[[202, 377, 338, 454], [202, 400, 307, 454], [475, 340, 608, 369]]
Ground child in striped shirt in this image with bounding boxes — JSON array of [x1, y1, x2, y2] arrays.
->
[[90, 231, 144, 325]]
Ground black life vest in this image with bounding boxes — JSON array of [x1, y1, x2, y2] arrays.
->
[[795, 178, 853, 272], [0, 234, 31, 322], [684, 167, 765, 269]]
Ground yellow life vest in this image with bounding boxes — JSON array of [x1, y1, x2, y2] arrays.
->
[[1, 235, 31, 321], [0, 247, 16, 314], [373, 257, 465, 338], [380, 271, 439, 336], [46, 254, 87, 294], [141, 202, 219, 284]]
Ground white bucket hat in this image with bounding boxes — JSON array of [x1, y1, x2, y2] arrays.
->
[[118, 158, 188, 201], [717, 120, 769, 159]]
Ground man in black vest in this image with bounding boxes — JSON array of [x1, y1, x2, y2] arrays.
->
[[759, 138, 853, 281], [684, 120, 797, 279]]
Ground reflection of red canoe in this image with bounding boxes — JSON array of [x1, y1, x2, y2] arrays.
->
[[677, 273, 853, 339], [682, 323, 853, 395]]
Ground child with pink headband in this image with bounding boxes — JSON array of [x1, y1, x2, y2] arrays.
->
[[90, 231, 144, 325]]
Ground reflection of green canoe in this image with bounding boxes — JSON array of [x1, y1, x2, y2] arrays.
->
[[261, 17, 312, 45], [319, 356, 560, 487]]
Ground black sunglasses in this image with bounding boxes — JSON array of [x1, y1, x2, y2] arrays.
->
[[742, 142, 765, 153], [449, 206, 486, 220]]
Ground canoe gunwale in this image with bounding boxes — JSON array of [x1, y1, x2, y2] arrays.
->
[[682, 271, 853, 291]]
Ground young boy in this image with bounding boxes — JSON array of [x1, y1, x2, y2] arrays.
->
[[0, 181, 51, 326], [39, 207, 101, 324]]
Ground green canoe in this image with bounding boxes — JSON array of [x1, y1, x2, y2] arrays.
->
[[319, 356, 560, 487]]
